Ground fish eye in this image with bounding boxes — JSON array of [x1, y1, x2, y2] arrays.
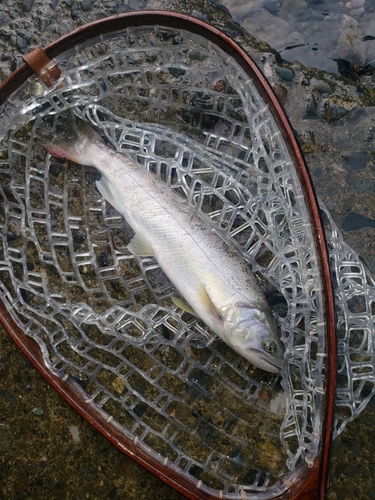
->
[[263, 340, 276, 354]]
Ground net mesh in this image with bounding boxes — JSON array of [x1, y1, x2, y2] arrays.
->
[[0, 23, 371, 496]]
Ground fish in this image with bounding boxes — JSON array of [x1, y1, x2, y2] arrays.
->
[[43, 116, 284, 373]]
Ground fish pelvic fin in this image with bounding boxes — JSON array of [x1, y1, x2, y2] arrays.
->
[[171, 297, 198, 317], [127, 232, 155, 257], [95, 177, 124, 214], [199, 284, 223, 325]]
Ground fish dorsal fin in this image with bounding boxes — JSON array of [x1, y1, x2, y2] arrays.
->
[[96, 177, 123, 214], [171, 296, 198, 317], [199, 284, 223, 324], [128, 232, 155, 257]]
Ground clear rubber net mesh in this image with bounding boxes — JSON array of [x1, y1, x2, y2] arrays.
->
[[0, 24, 372, 495]]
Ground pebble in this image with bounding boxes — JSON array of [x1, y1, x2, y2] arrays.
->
[[275, 65, 294, 81], [31, 407, 44, 415], [0, 12, 7, 26], [310, 78, 332, 95], [353, 177, 372, 193], [68, 425, 81, 442], [300, 130, 317, 153], [22, 0, 35, 11], [0, 424, 12, 453], [304, 93, 317, 118], [341, 212, 375, 231], [16, 32, 32, 53], [72, 229, 87, 244], [341, 152, 369, 171], [70, 5, 79, 20], [280, 0, 308, 22], [81, 0, 93, 12], [323, 96, 358, 123], [264, 1, 279, 15], [347, 0, 365, 8]]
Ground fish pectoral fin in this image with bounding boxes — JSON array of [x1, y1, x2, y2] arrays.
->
[[199, 285, 223, 324], [127, 232, 155, 257], [171, 296, 198, 317], [96, 177, 123, 214]]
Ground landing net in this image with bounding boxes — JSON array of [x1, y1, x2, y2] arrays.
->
[[0, 24, 370, 496]]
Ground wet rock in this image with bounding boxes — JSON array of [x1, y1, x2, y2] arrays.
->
[[0, 424, 12, 452], [348, 0, 365, 8], [22, 0, 35, 11], [310, 78, 332, 95], [81, 0, 93, 12], [341, 212, 375, 231], [341, 151, 369, 171], [32, 14, 49, 32], [110, 0, 146, 14], [71, 5, 79, 20], [49, 163, 63, 177], [333, 15, 366, 68], [280, 0, 308, 22], [353, 177, 372, 193], [0, 12, 7, 26], [264, 1, 279, 15], [72, 229, 87, 244], [304, 93, 318, 117], [285, 30, 306, 50], [323, 95, 358, 123], [16, 32, 32, 54], [241, 9, 289, 53]]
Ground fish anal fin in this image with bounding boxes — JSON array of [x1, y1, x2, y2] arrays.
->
[[199, 284, 223, 324], [128, 232, 155, 257], [171, 297, 198, 317]]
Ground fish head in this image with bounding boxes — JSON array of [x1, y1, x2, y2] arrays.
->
[[222, 303, 284, 373]]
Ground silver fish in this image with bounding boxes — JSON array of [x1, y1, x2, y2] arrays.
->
[[44, 117, 284, 373]]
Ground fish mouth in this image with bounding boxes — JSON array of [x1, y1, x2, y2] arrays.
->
[[248, 348, 283, 373]]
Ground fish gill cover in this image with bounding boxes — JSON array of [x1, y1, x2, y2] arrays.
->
[[0, 22, 372, 497]]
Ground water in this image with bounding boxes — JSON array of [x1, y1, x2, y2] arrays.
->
[[221, 0, 375, 79]]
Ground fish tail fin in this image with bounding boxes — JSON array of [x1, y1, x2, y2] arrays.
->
[[42, 114, 103, 165]]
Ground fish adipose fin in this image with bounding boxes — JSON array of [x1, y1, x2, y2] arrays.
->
[[95, 177, 124, 214], [199, 284, 223, 324], [127, 232, 155, 257], [171, 297, 198, 317]]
